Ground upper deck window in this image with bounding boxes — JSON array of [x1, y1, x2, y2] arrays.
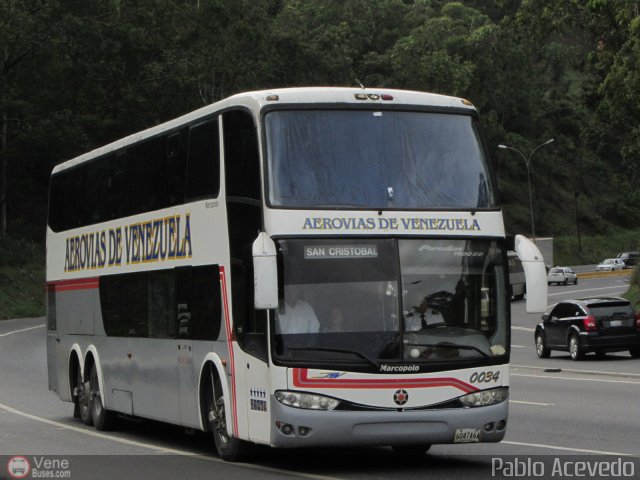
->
[[265, 109, 495, 210]]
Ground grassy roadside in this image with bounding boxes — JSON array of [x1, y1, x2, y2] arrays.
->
[[623, 268, 640, 309], [0, 236, 45, 320]]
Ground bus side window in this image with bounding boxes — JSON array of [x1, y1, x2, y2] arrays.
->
[[224, 110, 260, 201], [232, 249, 268, 362], [148, 271, 176, 339], [100, 273, 148, 337], [190, 265, 222, 341], [175, 266, 222, 341], [187, 118, 220, 200]]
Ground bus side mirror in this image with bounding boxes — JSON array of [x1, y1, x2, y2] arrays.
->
[[514, 235, 548, 313], [252, 232, 278, 310]]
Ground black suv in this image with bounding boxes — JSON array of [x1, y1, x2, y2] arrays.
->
[[535, 297, 640, 360], [617, 251, 639, 268]]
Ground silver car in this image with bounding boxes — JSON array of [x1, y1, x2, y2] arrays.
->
[[547, 267, 578, 285], [596, 258, 625, 271]]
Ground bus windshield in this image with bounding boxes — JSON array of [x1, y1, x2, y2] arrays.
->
[[272, 238, 508, 368], [265, 109, 495, 209]]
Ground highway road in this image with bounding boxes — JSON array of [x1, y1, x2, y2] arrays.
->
[[1, 274, 639, 479]]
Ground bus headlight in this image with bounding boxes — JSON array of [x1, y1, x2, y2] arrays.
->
[[275, 391, 340, 410], [458, 387, 509, 407]]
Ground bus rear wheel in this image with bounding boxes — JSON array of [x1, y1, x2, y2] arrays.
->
[[75, 367, 93, 426], [88, 363, 117, 431], [207, 366, 247, 461]]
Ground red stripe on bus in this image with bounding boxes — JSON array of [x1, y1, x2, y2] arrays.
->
[[219, 266, 239, 438], [47, 278, 100, 292], [292, 368, 478, 394]]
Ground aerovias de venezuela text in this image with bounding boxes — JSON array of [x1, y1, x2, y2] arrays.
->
[[63, 214, 192, 273]]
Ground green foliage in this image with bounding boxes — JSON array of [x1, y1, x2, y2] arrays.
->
[[554, 229, 640, 266], [623, 267, 640, 310], [0, 235, 45, 319]]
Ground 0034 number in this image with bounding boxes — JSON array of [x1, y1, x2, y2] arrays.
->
[[469, 370, 500, 384]]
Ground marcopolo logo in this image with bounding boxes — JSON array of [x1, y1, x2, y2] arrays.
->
[[379, 364, 419, 373], [7, 456, 30, 479]]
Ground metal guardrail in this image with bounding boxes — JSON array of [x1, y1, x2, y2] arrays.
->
[[577, 269, 633, 279]]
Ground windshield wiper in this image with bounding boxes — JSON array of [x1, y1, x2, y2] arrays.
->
[[407, 342, 491, 359], [285, 347, 380, 368]]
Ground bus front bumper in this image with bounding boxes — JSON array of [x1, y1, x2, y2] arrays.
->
[[269, 397, 508, 448]]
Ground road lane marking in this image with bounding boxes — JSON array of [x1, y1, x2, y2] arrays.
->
[[0, 402, 342, 480], [510, 400, 554, 406], [512, 364, 640, 379], [0, 325, 46, 337], [511, 345, 524, 348], [512, 326, 535, 332], [512, 373, 640, 385], [502, 440, 637, 457]]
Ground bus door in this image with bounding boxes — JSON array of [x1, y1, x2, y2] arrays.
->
[[46, 285, 60, 395], [223, 108, 270, 442], [175, 265, 224, 428], [231, 264, 270, 443]]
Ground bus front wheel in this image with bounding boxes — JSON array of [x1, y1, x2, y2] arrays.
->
[[207, 366, 247, 461]]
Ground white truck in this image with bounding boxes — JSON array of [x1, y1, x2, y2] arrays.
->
[[533, 237, 553, 269]]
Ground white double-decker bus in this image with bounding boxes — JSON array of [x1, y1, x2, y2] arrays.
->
[[46, 88, 547, 460]]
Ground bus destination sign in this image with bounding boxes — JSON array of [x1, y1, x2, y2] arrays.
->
[[304, 245, 378, 260]]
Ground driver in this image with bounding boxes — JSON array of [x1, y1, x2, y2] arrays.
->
[[276, 286, 320, 334], [405, 296, 443, 331]]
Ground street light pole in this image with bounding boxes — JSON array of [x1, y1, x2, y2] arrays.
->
[[498, 138, 554, 241]]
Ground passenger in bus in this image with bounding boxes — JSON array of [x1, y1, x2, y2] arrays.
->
[[321, 308, 347, 333], [405, 296, 443, 331], [276, 286, 320, 334]]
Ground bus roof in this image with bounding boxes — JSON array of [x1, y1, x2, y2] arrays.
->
[[52, 87, 476, 174]]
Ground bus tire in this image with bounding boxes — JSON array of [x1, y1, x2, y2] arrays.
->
[[391, 444, 431, 456], [76, 366, 93, 426], [206, 365, 247, 461], [88, 363, 117, 431]]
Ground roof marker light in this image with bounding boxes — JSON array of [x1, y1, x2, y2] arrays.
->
[[381, 94, 394, 101], [461, 98, 474, 106], [266, 94, 279, 101], [355, 93, 368, 100]]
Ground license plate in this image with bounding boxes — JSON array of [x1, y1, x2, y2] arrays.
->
[[454, 428, 482, 443], [610, 320, 622, 327]]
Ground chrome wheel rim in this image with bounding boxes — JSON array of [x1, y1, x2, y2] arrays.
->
[[536, 336, 544, 356], [210, 391, 229, 446]]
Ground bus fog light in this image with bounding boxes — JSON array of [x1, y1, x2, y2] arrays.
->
[[281, 424, 293, 435], [275, 390, 340, 410], [459, 387, 508, 407], [496, 419, 507, 430]]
